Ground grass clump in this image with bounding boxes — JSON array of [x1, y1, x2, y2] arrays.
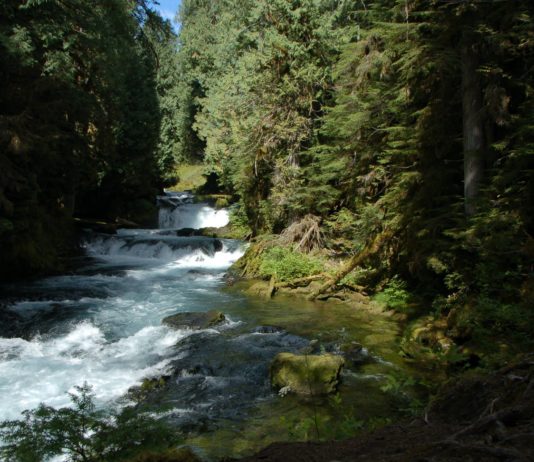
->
[[168, 164, 207, 191], [259, 246, 323, 282]]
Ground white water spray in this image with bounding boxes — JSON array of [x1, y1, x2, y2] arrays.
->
[[0, 193, 243, 421]]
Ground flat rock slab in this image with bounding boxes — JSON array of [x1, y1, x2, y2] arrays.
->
[[270, 352, 344, 396], [162, 310, 226, 330]]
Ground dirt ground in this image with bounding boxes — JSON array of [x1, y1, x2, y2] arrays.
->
[[236, 356, 534, 462]]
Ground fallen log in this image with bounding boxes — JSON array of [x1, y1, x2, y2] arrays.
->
[[275, 273, 329, 289], [307, 229, 393, 300]]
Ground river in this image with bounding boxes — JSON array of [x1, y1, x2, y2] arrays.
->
[[0, 192, 422, 459]]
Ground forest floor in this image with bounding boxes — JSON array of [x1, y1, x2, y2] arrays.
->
[[236, 356, 534, 462]]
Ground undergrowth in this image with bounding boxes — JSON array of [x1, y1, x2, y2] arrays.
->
[[373, 276, 412, 312], [0, 384, 179, 462], [259, 246, 324, 282]]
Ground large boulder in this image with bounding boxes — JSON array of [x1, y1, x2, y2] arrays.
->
[[162, 310, 226, 330], [270, 352, 344, 396]]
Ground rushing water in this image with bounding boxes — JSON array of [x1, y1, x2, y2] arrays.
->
[[0, 192, 425, 459], [0, 193, 239, 420]]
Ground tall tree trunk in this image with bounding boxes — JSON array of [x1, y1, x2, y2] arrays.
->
[[461, 32, 485, 217]]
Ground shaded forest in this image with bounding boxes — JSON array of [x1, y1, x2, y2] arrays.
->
[[2, 0, 533, 358], [1, 1, 534, 461], [0, 0, 177, 277], [173, 0, 534, 358]]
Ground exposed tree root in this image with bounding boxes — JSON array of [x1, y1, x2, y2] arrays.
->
[[279, 215, 323, 253], [275, 274, 329, 289]]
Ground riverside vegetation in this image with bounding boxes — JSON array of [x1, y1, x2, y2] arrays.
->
[[1, 0, 534, 461]]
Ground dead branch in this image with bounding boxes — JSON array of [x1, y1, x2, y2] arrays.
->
[[450, 407, 525, 440], [279, 215, 323, 253], [434, 439, 525, 460], [307, 229, 393, 300]]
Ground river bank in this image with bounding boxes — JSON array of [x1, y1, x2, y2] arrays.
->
[[236, 355, 534, 462], [0, 192, 529, 462], [0, 192, 438, 461], [220, 242, 533, 461]]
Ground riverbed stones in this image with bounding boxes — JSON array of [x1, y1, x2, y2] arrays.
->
[[270, 352, 344, 396], [162, 310, 226, 330]]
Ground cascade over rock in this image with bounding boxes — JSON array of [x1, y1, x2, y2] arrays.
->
[[157, 191, 229, 230]]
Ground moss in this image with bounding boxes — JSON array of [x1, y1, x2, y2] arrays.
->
[[162, 310, 226, 330], [129, 376, 169, 403], [270, 353, 345, 396], [168, 164, 207, 192]]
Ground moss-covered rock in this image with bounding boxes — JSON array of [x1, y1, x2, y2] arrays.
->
[[400, 316, 452, 360], [270, 352, 344, 396], [340, 341, 364, 362], [243, 280, 271, 297], [162, 310, 226, 330], [128, 376, 168, 403], [174, 226, 240, 239]]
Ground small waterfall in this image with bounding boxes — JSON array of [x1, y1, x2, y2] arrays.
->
[[0, 191, 244, 424], [157, 192, 229, 229], [83, 233, 243, 268], [85, 235, 225, 260]]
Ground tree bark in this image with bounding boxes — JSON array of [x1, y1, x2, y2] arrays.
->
[[461, 31, 485, 217]]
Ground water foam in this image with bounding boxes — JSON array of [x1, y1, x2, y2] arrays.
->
[[0, 322, 190, 420], [0, 193, 243, 422], [158, 203, 229, 229]]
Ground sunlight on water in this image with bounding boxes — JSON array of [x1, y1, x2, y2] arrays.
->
[[0, 193, 243, 421]]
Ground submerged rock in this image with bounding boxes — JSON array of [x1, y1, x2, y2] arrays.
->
[[253, 325, 285, 334], [162, 310, 226, 330], [340, 341, 365, 362], [270, 352, 344, 396], [175, 227, 198, 237]]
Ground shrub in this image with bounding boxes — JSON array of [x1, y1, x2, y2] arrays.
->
[[0, 384, 179, 462], [373, 276, 411, 312], [259, 246, 323, 282], [228, 201, 252, 239]]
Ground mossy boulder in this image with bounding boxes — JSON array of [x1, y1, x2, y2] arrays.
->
[[270, 352, 344, 396], [128, 376, 168, 403], [400, 316, 452, 360], [243, 280, 270, 296], [175, 226, 240, 239], [162, 310, 226, 330]]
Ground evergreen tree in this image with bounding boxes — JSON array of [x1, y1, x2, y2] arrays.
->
[[191, 0, 348, 232], [0, 0, 165, 277]]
